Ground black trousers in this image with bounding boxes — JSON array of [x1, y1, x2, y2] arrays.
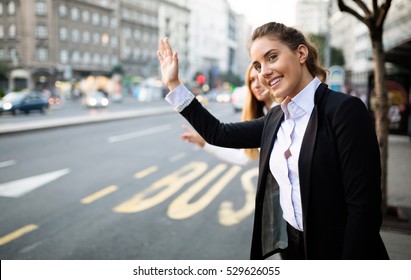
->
[[281, 223, 306, 260]]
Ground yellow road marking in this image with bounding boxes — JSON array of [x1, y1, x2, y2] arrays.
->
[[81, 185, 118, 204], [134, 166, 158, 179], [0, 224, 39, 246], [114, 162, 207, 213], [219, 167, 258, 226], [168, 165, 242, 220]]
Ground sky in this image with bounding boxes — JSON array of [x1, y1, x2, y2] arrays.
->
[[227, 0, 297, 28]]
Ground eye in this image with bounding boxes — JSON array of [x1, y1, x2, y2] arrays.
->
[[253, 63, 261, 72], [268, 54, 277, 61]]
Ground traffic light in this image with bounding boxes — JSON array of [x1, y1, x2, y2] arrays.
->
[[196, 74, 206, 85]]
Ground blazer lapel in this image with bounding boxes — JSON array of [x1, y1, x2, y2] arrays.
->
[[298, 83, 328, 228], [257, 107, 284, 195]]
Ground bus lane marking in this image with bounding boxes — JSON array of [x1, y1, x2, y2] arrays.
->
[[0, 224, 39, 246], [218, 167, 258, 226], [168, 165, 242, 220], [81, 185, 118, 204], [113, 162, 208, 213], [134, 166, 158, 179]]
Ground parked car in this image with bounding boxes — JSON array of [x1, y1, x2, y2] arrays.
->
[[82, 91, 109, 108], [231, 86, 247, 112], [0, 91, 49, 115]]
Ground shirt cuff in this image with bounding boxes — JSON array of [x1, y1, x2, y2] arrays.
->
[[165, 83, 195, 112]]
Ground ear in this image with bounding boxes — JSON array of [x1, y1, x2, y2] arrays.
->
[[297, 44, 309, 64]]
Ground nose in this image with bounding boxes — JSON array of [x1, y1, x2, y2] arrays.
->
[[261, 64, 272, 78]]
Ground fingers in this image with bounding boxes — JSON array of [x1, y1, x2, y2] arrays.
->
[[156, 50, 164, 64], [163, 37, 173, 58]]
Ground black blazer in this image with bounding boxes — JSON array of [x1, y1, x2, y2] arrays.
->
[[180, 83, 389, 259]]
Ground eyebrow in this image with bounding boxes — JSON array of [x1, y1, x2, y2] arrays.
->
[[252, 48, 279, 65]]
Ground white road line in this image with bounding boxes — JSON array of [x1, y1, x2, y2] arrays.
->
[[0, 160, 17, 168], [0, 168, 71, 198], [107, 124, 172, 143]]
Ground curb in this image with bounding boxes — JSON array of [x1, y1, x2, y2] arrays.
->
[[0, 107, 175, 135]]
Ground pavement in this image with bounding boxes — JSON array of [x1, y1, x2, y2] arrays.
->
[[1, 99, 410, 260]]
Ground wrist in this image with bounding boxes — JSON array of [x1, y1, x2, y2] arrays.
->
[[168, 80, 181, 91]]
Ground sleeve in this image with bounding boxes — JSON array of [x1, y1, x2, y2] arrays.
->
[[203, 143, 254, 166], [169, 85, 265, 149], [333, 96, 384, 258], [165, 83, 195, 112]]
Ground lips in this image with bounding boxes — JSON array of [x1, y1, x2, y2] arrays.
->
[[269, 76, 283, 88]]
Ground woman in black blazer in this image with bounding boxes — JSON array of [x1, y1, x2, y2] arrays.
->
[[157, 22, 389, 260]]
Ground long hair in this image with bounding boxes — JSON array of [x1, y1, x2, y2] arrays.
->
[[250, 22, 327, 82], [241, 63, 266, 160]]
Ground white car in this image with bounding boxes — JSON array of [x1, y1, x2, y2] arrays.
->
[[83, 91, 109, 108], [231, 86, 247, 112]]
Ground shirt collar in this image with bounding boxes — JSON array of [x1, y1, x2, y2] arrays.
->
[[281, 77, 321, 118]]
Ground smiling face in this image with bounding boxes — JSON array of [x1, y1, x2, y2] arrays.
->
[[248, 67, 270, 104], [250, 36, 313, 100]]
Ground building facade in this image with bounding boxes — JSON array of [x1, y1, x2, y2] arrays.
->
[[0, 0, 252, 96]]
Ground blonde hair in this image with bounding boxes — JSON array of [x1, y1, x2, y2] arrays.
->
[[241, 64, 266, 160]]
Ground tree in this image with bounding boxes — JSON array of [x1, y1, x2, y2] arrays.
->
[[309, 34, 345, 66], [337, 0, 392, 215]]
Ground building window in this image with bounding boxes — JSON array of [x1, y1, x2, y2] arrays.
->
[[59, 27, 67, 41], [35, 0, 47, 16], [72, 29, 80, 43], [82, 10, 89, 23], [0, 49, 4, 60], [37, 47, 48, 61], [102, 54, 109, 66], [60, 50, 69, 64], [102, 15, 109, 27], [71, 7, 79, 21], [8, 1, 15, 15], [10, 48, 17, 62], [83, 52, 91, 64], [92, 12, 100, 25], [0, 3, 3, 15], [59, 4, 67, 17], [82, 31, 90, 44], [92, 53, 100, 65], [72, 51, 80, 64], [134, 30, 141, 41], [110, 17, 117, 29], [110, 36, 118, 48], [0, 25, 3, 38], [36, 24, 48, 39], [93, 32, 99, 45], [8, 24, 16, 38]]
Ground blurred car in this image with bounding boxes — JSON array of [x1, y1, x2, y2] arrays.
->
[[82, 91, 109, 108], [0, 91, 49, 115], [231, 86, 247, 112]]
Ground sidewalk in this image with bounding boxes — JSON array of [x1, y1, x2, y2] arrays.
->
[[381, 135, 411, 259], [0, 103, 174, 135], [0, 104, 410, 259]]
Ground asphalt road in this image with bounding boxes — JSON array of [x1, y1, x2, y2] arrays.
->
[[0, 100, 260, 260]]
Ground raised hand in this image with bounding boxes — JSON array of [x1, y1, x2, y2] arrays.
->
[[181, 124, 206, 148], [157, 38, 181, 91]]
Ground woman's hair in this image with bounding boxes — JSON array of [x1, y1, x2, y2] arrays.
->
[[250, 22, 327, 82], [241, 63, 266, 160]]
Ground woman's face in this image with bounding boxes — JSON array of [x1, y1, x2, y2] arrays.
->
[[249, 67, 270, 103], [250, 36, 309, 99]]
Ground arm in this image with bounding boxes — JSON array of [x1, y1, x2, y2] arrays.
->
[[180, 124, 254, 166], [158, 38, 264, 149], [333, 96, 384, 258]]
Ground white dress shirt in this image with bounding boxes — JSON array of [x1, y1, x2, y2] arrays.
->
[[269, 77, 321, 231]]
